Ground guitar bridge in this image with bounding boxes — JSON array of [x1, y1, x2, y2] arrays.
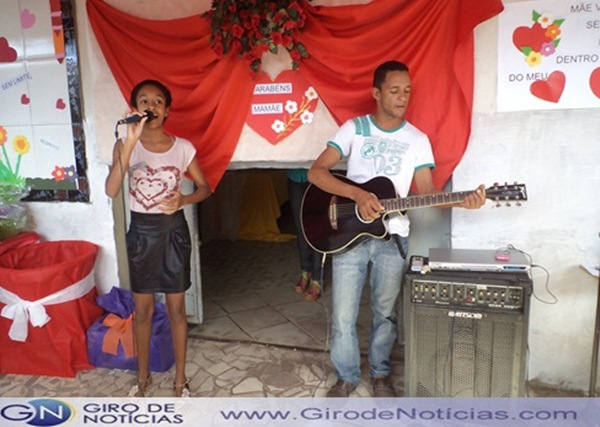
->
[[329, 196, 338, 230]]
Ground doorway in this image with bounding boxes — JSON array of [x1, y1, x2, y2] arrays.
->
[[193, 169, 333, 352], [192, 168, 451, 358]]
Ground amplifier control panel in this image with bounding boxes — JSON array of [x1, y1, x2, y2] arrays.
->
[[409, 278, 527, 311]]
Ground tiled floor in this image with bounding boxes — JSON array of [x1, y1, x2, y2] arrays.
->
[[0, 237, 586, 398], [0, 238, 404, 398], [0, 338, 396, 398], [194, 238, 403, 360]]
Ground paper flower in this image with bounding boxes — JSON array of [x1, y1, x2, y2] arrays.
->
[[271, 86, 318, 139], [0, 126, 29, 187], [513, 10, 564, 67]]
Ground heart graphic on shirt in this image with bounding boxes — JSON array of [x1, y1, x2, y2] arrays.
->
[[130, 165, 180, 210], [56, 98, 66, 110], [590, 67, 600, 99], [20, 9, 36, 29], [530, 71, 565, 103], [137, 178, 168, 201], [21, 94, 30, 105], [245, 70, 319, 145]]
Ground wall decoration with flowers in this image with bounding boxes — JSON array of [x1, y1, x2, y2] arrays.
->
[[203, 0, 310, 74], [513, 10, 564, 67], [498, 1, 600, 112], [0, 0, 89, 202]]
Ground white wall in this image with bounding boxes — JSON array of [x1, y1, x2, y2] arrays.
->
[[25, 0, 598, 390], [21, 1, 122, 295], [453, 3, 600, 391]]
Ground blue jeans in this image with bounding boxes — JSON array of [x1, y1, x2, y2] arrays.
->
[[330, 236, 408, 385]]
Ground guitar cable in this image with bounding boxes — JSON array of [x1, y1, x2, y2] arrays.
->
[[310, 252, 331, 397]]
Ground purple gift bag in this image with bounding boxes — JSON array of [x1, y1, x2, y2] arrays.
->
[[86, 287, 174, 372]]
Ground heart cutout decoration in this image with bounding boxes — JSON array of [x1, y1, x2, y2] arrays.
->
[[20, 9, 36, 29], [530, 71, 565, 103], [21, 94, 30, 105], [512, 24, 548, 54], [56, 98, 66, 110], [245, 70, 319, 145], [0, 37, 17, 63], [590, 67, 600, 99]]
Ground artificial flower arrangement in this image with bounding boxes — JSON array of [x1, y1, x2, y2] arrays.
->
[[203, 0, 311, 73], [515, 10, 564, 67]]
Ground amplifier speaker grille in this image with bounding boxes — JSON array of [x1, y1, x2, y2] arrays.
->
[[404, 272, 531, 398]]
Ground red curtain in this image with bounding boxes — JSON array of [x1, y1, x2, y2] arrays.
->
[[87, 0, 503, 191], [296, 0, 503, 188], [86, 0, 256, 190]]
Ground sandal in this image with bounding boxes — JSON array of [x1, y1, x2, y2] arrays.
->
[[127, 374, 152, 397], [304, 280, 322, 302], [294, 271, 311, 294], [174, 379, 191, 398]]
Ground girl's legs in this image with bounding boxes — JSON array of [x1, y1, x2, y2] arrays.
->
[[132, 292, 155, 392], [165, 292, 188, 395]]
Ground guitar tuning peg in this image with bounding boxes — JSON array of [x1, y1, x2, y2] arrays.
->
[[495, 202, 502, 208], [516, 201, 521, 207], [493, 182, 499, 187], [505, 202, 511, 207]]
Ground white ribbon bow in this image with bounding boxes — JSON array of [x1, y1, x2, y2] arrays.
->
[[0, 271, 95, 342]]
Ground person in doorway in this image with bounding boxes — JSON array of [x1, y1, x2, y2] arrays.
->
[[105, 79, 211, 398], [287, 168, 324, 301], [307, 61, 486, 398]]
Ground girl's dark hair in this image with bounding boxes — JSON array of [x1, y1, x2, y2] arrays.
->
[[373, 61, 409, 89], [129, 79, 173, 108]]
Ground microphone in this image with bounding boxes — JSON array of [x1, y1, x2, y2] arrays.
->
[[117, 110, 155, 125]]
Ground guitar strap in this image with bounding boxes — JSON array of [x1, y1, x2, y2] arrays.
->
[[391, 234, 407, 260]]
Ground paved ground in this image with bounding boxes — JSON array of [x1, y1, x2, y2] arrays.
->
[[0, 337, 405, 398]]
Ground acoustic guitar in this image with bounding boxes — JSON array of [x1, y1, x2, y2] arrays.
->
[[300, 174, 527, 255]]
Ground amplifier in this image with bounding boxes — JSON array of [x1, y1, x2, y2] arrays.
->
[[409, 276, 528, 312], [403, 270, 532, 397]]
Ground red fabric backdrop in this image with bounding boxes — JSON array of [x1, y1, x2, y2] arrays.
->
[[87, 0, 503, 191]]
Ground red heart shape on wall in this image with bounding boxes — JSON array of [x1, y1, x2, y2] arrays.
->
[[512, 24, 548, 54], [0, 37, 17, 62], [56, 98, 66, 109], [20, 9, 36, 29], [245, 70, 319, 145], [590, 67, 600, 99], [21, 94, 30, 104], [530, 71, 565, 103]]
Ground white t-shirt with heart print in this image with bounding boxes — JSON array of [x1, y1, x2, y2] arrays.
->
[[127, 137, 196, 213]]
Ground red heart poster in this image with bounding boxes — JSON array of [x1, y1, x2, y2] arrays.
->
[[530, 71, 565, 103], [590, 67, 600, 99], [499, 3, 600, 111], [246, 70, 319, 145]]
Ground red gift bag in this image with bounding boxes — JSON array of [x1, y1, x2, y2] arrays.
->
[[0, 240, 103, 377]]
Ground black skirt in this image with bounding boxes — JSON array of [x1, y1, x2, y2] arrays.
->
[[126, 210, 191, 294]]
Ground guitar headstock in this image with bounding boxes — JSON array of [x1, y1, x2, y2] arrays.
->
[[485, 182, 527, 207]]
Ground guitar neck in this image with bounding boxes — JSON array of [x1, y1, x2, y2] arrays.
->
[[382, 191, 473, 212]]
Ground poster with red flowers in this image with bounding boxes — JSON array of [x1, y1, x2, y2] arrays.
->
[[0, 0, 88, 201], [497, 0, 600, 111]]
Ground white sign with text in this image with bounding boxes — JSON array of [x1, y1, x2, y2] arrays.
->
[[497, 1, 600, 111]]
